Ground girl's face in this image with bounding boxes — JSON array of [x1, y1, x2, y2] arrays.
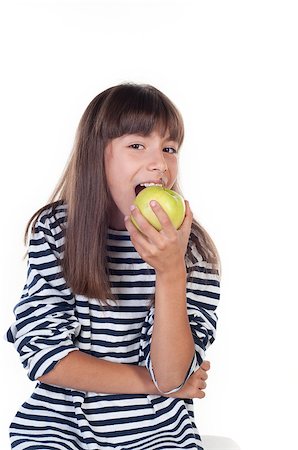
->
[[104, 130, 179, 230]]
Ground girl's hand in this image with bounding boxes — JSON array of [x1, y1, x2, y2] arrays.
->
[[164, 360, 210, 399], [124, 200, 193, 274]]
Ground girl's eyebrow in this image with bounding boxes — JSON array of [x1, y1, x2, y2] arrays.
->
[[163, 136, 177, 143], [162, 136, 179, 147], [122, 134, 146, 140], [123, 134, 178, 146]]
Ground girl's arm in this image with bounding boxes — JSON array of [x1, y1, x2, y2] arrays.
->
[[38, 350, 160, 395], [150, 265, 195, 393], [38, 350, 210, 399], [143, 262, 219, 396], [6, 208, 159, 396]]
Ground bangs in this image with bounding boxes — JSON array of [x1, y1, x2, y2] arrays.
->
[[100, 84, 184, 146]]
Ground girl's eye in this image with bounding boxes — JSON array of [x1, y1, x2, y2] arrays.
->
[[129, 144, 177, 153], [164, 147, 177, 154], [129, 144, 144, 150]]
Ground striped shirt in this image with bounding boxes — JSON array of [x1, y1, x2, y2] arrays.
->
[[6, 203, 220, 450]]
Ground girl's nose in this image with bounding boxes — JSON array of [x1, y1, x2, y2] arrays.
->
[[154, 168, 167, 179], [148, 153, 168, 174]]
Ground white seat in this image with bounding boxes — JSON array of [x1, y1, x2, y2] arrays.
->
[[201, 435, 241, 450]]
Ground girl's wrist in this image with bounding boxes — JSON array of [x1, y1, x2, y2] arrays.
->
[[138, 366, 160, 395], [155, 263, 186, 280]]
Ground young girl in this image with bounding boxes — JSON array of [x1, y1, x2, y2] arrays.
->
[[6, 83, 221, 450]]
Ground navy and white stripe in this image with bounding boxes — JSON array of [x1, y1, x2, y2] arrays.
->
[[6, 203, 220, 450]]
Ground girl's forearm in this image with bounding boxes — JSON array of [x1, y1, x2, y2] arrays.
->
[[151, 265, 195, 392], [38, 350, 160, 395]]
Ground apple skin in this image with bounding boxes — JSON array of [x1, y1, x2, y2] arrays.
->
[[131, 186, 186, 232]]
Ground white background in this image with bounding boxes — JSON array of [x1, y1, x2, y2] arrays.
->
[[0, 1, 297, 449]]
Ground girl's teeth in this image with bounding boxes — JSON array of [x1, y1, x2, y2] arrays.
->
[[140, 183, 163, 187]]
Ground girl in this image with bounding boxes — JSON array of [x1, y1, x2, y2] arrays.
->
[[6, 83, 221, 450]]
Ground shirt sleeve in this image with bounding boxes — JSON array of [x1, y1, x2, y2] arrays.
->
[[139, 243, 220, 395], [5, 208, 81, 381]]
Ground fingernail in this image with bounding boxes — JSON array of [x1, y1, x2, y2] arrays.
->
[[150, 201, 156, 207], [130, 205, 136, 211]]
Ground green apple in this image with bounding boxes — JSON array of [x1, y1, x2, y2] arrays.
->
[[131, 186, 186, 232]]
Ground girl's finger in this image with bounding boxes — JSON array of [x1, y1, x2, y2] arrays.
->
[[129, 205, 161, 242], [124, 214, 156, 251], [197, 390, 206, 399], [199, 371, 208, 381], [149, 201, 176, 233], [178, 200, 193, 231], [186, 200, 193, 223], [201, 360, 211, 371], [199, 380, 207, 389]]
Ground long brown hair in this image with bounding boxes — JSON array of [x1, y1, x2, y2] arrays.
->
[[24, 83, 221, 310]]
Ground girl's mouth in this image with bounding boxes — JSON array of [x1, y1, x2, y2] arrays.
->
[[134, 182, 165, 197], [134, 185, 146, 196]]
